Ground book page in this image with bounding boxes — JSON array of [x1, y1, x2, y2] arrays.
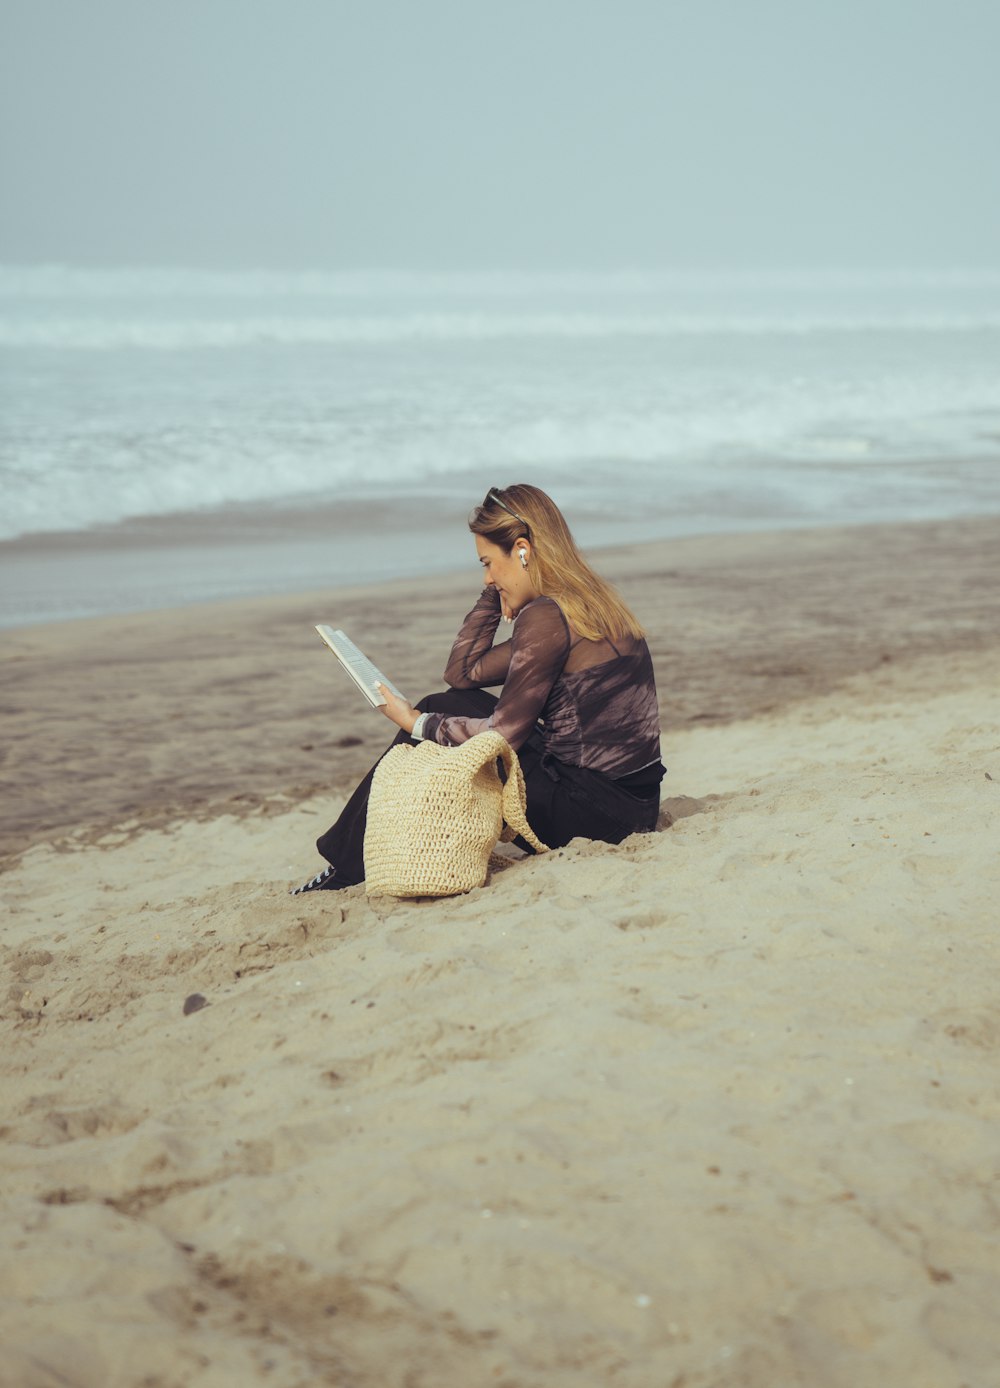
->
[[314, 626, 406, 707]]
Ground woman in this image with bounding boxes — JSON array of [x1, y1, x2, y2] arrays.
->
[[292, 485, 664, 893]]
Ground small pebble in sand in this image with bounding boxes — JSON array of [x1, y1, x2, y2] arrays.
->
[[183, 993, 208, 1015]]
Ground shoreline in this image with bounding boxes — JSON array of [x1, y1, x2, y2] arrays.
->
[[0, 493, 475, 630], [2, 513, 998, 866], [3, 497, 999, 629]]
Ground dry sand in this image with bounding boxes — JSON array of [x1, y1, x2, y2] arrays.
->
[[1, 517, 999, 1387]]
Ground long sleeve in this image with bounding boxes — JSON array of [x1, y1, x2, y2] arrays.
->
[[442, 586, 512, 689], [424, 596, 571, 752]]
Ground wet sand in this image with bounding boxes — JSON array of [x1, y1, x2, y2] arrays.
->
[[2, 515, 997, 865]]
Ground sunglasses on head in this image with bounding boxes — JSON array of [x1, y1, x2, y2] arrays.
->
[[485, 488, 531, 536]]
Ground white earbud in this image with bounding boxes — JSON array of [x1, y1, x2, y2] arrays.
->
[[518, 548, 528, 567]]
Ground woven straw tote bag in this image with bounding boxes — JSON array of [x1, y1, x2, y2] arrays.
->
[[363, 730, 548, 898]]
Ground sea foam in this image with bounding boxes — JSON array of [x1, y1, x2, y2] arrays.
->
[[1, 266, 998, 543]]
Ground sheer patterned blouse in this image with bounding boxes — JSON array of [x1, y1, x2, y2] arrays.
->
[[421, 588, 661, 779]]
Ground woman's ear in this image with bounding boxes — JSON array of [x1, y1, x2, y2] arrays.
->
[[515, 538, 530, 568]]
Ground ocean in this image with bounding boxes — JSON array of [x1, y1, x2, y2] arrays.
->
[[1, 265, 998, 625]]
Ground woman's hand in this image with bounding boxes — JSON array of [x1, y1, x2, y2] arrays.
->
[[375, 683, 420, 734], [481, 582, 513, 622]]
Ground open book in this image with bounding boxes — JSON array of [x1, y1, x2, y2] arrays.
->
[[314, 626, 407, 708]]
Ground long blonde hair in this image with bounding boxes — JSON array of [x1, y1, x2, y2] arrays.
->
[[469, 485, 644, 642]]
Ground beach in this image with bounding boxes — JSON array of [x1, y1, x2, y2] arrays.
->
[[2, 515, 999, 1387]]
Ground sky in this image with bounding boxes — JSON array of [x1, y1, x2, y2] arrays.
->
[[1, 0, 998, 271]]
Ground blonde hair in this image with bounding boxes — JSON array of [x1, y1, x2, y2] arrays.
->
[[469, 485, 644, 642]]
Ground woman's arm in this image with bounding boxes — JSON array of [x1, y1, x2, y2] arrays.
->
[[423, 597, 571, 751], [442, 586, 513, 689], [375, 586, 514, 737]]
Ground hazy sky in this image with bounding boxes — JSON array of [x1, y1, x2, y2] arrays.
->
[[1, 0, 998, 270]]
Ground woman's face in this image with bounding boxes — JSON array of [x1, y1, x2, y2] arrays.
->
[[475, 535, 537, 617]]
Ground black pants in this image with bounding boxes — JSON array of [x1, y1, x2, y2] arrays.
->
[[315, 689, 663, 886]]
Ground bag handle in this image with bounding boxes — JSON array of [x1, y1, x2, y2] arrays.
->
[[493, 737, 548, 855]]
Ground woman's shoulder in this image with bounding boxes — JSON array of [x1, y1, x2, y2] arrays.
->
[[516, 595, 571, 640], [523, 594, 562, 615]]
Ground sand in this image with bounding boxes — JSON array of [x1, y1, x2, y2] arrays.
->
[[1, 516, 999, 1387]]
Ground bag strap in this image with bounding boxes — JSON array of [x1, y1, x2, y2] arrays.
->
[[447, 730, 548, 855], [493, 738, 548, 855]]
